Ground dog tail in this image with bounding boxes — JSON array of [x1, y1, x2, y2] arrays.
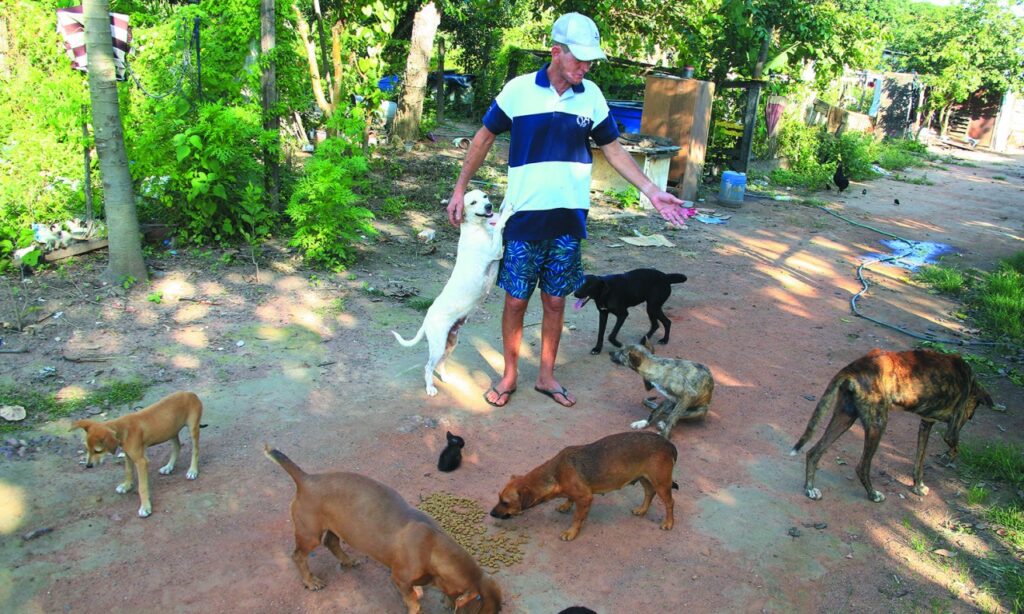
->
[[391, 326, 425, 347], [264, 445, 306, 485], [666, 273, 688, 285], [789, 374, 847, 455]]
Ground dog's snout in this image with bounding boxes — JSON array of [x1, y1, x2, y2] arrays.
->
[[484, 203, 493, 214], [85, 462, 93, 469], [489, 507, 511, 519]]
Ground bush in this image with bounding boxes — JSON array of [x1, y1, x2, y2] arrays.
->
[[286, 116, 375, 270]]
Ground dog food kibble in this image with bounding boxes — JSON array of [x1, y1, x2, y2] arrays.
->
[[418, 492, 528, 572]]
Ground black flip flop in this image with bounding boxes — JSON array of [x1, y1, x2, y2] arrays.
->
[[484, 386, 516, 407], [534, 385, 575, 407]]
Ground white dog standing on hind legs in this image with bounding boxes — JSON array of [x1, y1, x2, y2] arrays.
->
[[392, 190, 511, 396]]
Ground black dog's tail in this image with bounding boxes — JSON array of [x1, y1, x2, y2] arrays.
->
[[264, 445, 307, 486], [666, 274, 687, 285], [672, 481, 679, 490], [789, 373, 848, 455]]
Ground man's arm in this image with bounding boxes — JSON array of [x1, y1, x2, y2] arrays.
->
[[599, 140, 690, 227], [447, 125, 498, 227]]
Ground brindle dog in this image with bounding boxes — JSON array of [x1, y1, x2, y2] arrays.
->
[[609, 339, 714, 439], [790, 348, 993, 502]]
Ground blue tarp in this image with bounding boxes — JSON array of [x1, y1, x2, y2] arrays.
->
[[870, 239, 954, 270]]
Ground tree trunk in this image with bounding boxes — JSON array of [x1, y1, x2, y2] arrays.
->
[[393, 2, 440, 143], [292, 2, 333, 116], [84, 0, 146, 284], [261, 0, 280, 211]]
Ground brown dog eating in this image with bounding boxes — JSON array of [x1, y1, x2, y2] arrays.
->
[[265, 447, 501, 613], [490, 432, 678, 541], [790, 348, 993, 502], [72, 390, 203, 518]]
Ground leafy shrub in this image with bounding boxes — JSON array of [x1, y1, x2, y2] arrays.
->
[[286, 116, 375, 270], [816, 131, 879, 181], [769, 120, 833, 189]]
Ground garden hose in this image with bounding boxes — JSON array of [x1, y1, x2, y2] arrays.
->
[[812, 204, 997, 346]]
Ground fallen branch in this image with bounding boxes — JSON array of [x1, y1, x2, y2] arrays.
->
[[61, 352, 112, 363], [0, 347, 28, 353], [178, 297, 221, 306]]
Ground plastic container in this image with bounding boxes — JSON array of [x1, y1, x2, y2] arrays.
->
[[719, 171, 747, 206], [607, 101, 643, 134]]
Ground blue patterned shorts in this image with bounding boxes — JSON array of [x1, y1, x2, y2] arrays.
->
[[498, 235, 584, 300]]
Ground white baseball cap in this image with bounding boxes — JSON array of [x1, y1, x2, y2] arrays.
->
[[551, 13, 607, 62]]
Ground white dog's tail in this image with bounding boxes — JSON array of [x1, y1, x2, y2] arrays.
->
[[392, 326, 425, 347]]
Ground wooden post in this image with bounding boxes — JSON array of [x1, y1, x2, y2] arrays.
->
[[436, 38, 444, 123], [81, 104, 94, 221], [736, 34, 770, 172]]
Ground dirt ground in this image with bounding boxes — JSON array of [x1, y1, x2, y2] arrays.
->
[[1, 132, 1023, 614]]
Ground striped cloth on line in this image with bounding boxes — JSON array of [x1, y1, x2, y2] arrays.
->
[[56, 5, 132, 81]]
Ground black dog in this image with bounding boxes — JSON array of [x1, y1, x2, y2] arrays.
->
[[437, 431, 465, 472], [573, 268, 687, 355]]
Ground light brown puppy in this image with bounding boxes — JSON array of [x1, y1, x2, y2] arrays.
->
[[265, 447, 501, 614], [791, 348, 993, 502], [609, 339, 715, 438], [72, 391, 203, 518], [490, 432, 678, 541]]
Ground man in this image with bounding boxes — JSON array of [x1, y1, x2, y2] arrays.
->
[[447, 12, 691, 408]]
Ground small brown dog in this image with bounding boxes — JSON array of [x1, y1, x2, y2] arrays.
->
[[791, 348, 993, 502], [609, 339, 714, 438], [72, 391, 203, 518], [490, 432, 678, 541], [265, 447, 501, 614]]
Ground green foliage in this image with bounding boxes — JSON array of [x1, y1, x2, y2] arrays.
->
[[147, 291, 163, 304], [875, 139, 929, 171], [914, 265, 965, 294], [237, 182, 274, 247], [0, 2, 93, 233], [378, 196, 409, 220], [605, 186, 642, 209], [286, 117, 375, 270]]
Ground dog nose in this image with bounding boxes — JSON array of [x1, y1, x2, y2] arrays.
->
[[85, 462, 93, 468], [484, 203, 492, 213], [489, 509, 510, 519]]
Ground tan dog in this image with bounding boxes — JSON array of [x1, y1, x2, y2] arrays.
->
[[490, 432, 678, 541], [609, 339, 714, 438], [791, 348, 993, 502], [72, 391, 203, 518], [265, 447, 501, 614]]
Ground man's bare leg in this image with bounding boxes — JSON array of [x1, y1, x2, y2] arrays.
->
[[484, 292, 527, 405], [535, 292, 575, 406]]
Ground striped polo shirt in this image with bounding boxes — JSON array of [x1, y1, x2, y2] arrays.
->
[[483, 64, 619, 241]]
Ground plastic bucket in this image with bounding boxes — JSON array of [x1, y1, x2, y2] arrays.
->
[[608, 101, 643, 134], [719, 171, 746, 206]]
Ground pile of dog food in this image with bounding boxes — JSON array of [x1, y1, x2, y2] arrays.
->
[[418, 492, 528, 572]]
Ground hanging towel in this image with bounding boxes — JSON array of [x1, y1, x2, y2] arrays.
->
[[56, 6, 132, 81]]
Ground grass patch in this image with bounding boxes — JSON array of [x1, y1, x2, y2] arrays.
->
[[314, 297, 346, 316], [914, 264, 965, 294], [992, 175, 1007, 181], [0, 379, 149, 433], [966, 484, 991, 505], [958, 440, 1024, 487], [406, 296, 434, 312], [987, 504, 1024, 551], [973, 264, 1024, 340], [361, 281, 385, 297]]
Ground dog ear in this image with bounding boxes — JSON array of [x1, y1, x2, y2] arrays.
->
[[629, 349, 644, 371]]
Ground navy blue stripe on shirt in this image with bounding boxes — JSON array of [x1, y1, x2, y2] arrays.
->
[[483, 101, 512, 135], [504, 209, 588, 242], [591, 114, 620, 146], [506, 112, 595, 168]]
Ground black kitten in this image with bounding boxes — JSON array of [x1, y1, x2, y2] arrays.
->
[[437, 431, 465, 472]]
